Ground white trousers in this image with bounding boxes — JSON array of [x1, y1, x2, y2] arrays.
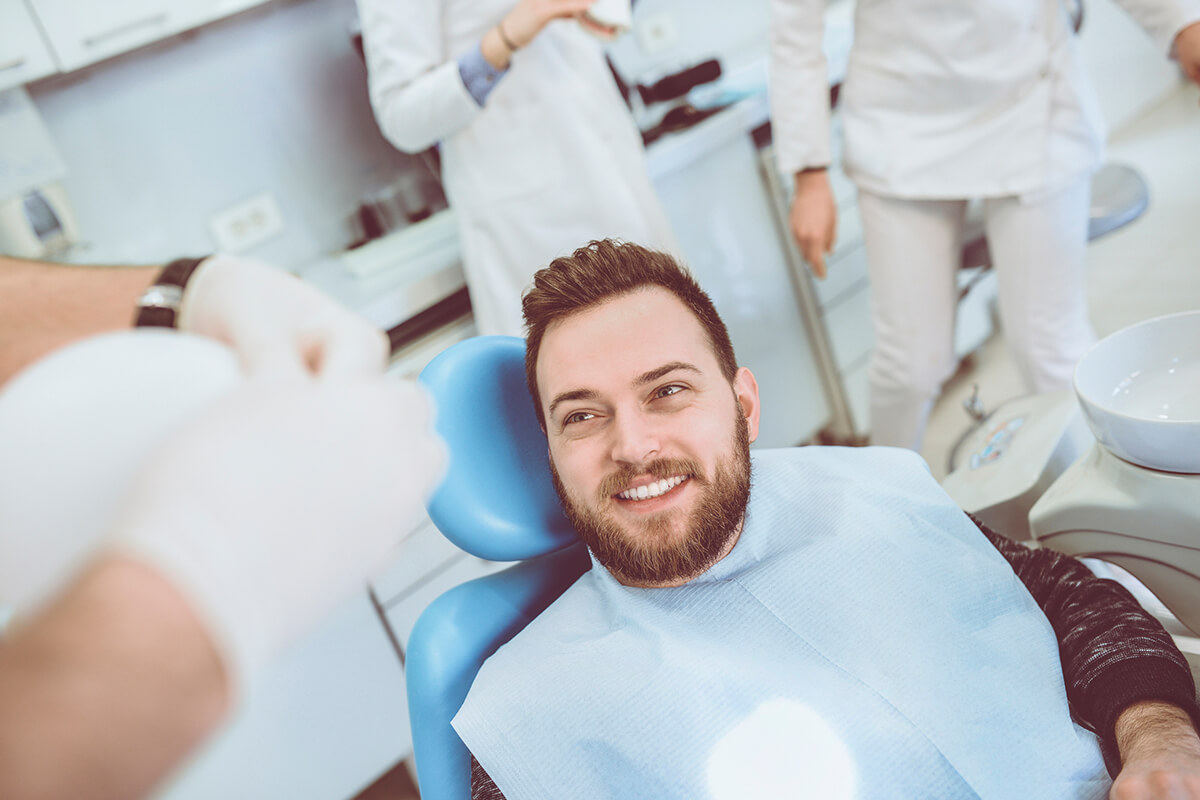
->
[[857, 175, 1096, 450]]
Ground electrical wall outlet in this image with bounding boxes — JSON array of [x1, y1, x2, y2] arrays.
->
[[634, 11, 679, 56], [209, 192, 285, 252]]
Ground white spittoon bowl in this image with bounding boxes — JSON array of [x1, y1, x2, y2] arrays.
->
[[1074, 310, 1200, 474]]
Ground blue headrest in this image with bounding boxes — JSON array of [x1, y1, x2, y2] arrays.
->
[[419, 336, 577, 562]]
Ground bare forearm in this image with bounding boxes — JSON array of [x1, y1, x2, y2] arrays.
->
[[1110, 701, 1200, 796], [0, 556, 230, 800], [1117, 702, 1200, 760], [0, 256, 158, 385]]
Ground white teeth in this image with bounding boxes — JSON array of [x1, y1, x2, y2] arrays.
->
[[618, 475, 687, 501]]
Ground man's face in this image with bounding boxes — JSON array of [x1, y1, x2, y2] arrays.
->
[[535, 287, 760, 587]]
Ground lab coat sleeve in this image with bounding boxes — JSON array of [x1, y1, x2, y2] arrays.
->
[[1107, 0, 1200, 56], [768, 0, 832, 177], [974, 515, 1200, 777], [356, 0, 483, 153]]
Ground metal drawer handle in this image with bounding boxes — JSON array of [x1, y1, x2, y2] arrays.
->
[[83, 12, 168, 47], [0, 56, 27, 72]]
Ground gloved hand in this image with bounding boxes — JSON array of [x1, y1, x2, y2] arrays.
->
[[108, 372, 445, 694], [0, 331, 242, 618], [179, 254, 389, 380]]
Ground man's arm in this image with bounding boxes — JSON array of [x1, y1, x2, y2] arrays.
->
[[1, 252, 389, 388], [0, 556, 230, 800], [472, 753, 508, 800], [0, 256, 157, 385], [1110, 701, 1200, 796], [975, 516, 1200, 779]]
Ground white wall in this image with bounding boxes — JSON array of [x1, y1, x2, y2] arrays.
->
[[607, 0, 772, 85], [25, 0, 1184, 270], [27, 0, 430, 269]]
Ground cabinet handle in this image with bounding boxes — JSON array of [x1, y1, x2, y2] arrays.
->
[[83, 12, 168, 47], [0, 57, 27, 72]]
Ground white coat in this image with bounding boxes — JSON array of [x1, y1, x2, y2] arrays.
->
[[770, 0, 1200, 198], [357, 0, 676, 336]]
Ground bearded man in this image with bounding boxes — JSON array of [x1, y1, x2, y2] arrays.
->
[[452, 239, 1200, 800]]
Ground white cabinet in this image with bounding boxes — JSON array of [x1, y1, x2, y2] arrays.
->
[[28, 0, 273, 72], [0, 0, 58, 91], [154, 591, 411, 800], [197, 0, 272, 18], [31, 0, 191, 71]]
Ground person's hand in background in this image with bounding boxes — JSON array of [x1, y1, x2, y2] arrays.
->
[[789, 168, 837, 279], [483, 0, 596, 68]]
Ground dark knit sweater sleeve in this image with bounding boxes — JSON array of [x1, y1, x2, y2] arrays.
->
[[973, 514, 1200, 776], [471, 754, 507, 800]]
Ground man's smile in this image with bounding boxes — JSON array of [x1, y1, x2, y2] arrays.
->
[[614, 474, 691, 502]]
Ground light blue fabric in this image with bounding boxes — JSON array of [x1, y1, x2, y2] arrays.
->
[[458, 43, 507, 107], [453, 446, 1110, 800]]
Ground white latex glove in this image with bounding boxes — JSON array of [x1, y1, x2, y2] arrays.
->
[[0, 331, 241, 617], [178, 254, 389, 380], [107, 372, 445, 693]]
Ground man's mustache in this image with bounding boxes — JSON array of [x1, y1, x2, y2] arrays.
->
[[597, 458, 705, 499]]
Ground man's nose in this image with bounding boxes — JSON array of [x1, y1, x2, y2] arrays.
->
[[609, 410, 661, 465]]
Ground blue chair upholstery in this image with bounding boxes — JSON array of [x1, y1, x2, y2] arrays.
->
[[408, 335, 590, 800]]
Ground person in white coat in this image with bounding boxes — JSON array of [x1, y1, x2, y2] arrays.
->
[[770, 0, 1200, 451], [356, 0, 676, 337]]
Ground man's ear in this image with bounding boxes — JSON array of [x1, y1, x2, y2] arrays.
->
[[733, 367, 761, 444]]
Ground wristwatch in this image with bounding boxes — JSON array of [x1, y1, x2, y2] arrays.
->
[[134, 256, 208, 328]]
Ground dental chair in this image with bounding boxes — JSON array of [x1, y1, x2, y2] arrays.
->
[[407, 335, 590, 800]]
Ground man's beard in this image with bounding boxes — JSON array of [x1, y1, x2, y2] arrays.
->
[[549, 406, 752, 586]]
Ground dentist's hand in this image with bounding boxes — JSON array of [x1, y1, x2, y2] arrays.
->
[[1110, 701, 1200, 799], [179, 254, 389, 380], [789, 169, 837, 279], [110, 374, 445, 693]]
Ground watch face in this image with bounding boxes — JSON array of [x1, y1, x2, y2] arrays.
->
[[140, 285, 185, 309], [135, 258, 206, 327]]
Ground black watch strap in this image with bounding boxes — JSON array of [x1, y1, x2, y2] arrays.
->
[[134, 256, 208, 328]]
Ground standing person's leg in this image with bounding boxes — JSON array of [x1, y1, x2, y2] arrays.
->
[[857, 190, 966, 450], [984, 175, 1095, 394]]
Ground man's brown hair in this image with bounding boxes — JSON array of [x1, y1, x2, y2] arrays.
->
[[522, 239, 738, 428]]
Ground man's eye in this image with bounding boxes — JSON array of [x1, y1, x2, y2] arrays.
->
[[563, 411, 595, 426], [655, 384, 685, 399]]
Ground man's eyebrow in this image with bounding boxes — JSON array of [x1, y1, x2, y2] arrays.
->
[[634, 361, 702, 386], [548, 388, 599, 420]]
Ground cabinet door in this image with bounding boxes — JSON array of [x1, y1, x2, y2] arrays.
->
[[29, 0, 199, 71], [0, 0, 58, 91], [192, 0, 272, 20]]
